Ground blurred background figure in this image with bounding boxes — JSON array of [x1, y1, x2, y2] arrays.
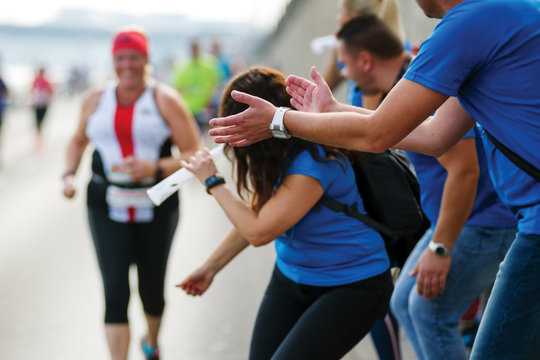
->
[[0, 71, 8, 134], [208, 39, 232, 119], [171, 40, 219, 133], [30, 66, 53, 150], [0, 70, 8, 164], [67, 64, 89, 96], [210, 39, 231, 81], [62, 26, 200, 360]]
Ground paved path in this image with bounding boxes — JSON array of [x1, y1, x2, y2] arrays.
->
[[0, 97, 414, 359]]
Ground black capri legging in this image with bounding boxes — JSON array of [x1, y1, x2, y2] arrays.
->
[[34, 106, 48, 130], [87, 204, 179, 323], [250, 266, 393, 360]]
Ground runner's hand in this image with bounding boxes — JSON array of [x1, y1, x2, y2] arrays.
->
[[123, 156, 155, 181], [63, 175, 76, 198]]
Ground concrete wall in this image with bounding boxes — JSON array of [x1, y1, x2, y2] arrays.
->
[[254, 0, 440, 83]]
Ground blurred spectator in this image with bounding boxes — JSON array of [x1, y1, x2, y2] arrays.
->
[[208, 39, 232, 118], [30, 67, 53, 150], [67, 65, 89, 96], [0, 72, 8, 136], [171, 41, 219, 132]]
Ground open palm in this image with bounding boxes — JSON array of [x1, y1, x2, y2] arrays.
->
[[285, 66, 338, 113]]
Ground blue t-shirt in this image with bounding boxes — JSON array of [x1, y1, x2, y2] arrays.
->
[[275, 146, 389, 286], [347, 81, 363, 107], [407, 129, 516, 229], [404, 0, 540, 235]]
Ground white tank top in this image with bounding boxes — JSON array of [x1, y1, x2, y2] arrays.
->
[[86, 80, 171, 223]]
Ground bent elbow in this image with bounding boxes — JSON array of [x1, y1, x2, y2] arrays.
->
[[246, 234, 273, 247], [242, 226, 274, 247]]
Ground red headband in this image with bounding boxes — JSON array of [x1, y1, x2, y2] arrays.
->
[[112, 31, 148, 56]]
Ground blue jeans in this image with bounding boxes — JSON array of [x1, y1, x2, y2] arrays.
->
[[390, 225, 516, 360], [470, 232, 540, 360]]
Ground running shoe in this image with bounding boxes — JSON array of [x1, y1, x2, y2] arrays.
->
[[141, 336, 160, 360]]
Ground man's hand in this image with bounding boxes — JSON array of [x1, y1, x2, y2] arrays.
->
[[410, 248, 451, 300], [285, 66, 338, 113], [208, 90, 277, 146]]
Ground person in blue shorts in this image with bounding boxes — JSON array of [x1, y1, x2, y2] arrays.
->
[[208, 1, 540, 358], [177, 66, 393, 360]]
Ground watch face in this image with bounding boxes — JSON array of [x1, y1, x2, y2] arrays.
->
[[435, 246, 446, 255], [429, 241, 450, 256]]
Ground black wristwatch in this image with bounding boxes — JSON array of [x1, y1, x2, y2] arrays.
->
[[205, 174, 225, 194]]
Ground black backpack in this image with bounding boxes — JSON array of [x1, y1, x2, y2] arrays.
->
[[319, 149, 429, 268]]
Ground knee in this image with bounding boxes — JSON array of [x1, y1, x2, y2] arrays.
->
[[103, 279, 130, 323], [139, 285, 165, 316], [104, 293, 130, 323], [390, 287, 409, 322], [408, 296, 437, 329]]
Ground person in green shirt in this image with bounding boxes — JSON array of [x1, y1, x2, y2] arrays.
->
[[172, 41, 219, 131]]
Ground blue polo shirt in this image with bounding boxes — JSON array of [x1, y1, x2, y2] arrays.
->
[[407, 129, 516, 229], [404, 0, 540, 234], [275, 146, 389, 286]]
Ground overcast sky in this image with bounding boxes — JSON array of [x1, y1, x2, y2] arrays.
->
[[0, 0, 291, 29]]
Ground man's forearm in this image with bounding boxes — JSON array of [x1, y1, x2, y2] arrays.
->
[[431, 171, 477, 249], [284, 110, 385, 152]]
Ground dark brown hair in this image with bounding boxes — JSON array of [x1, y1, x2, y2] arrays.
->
[[337, 13, 403, 59], [219, 66, 346, 211]]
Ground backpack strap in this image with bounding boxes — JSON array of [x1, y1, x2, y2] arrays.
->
[[484, 130, 540, 182], [318, 195, 395, 238]]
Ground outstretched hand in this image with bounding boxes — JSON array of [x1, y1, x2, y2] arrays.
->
[[208, 90, 277, 146], [176, 266, 216, 296], [285, 66, 338, 113]]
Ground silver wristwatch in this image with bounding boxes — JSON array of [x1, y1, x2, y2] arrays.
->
[[428, 240, 451, 256], [270, 107, 291, 139]]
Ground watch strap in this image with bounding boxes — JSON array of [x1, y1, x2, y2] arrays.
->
[[270, 107, 291, 139], [428, 240, 451, 256], [205, 174, 225, 194]]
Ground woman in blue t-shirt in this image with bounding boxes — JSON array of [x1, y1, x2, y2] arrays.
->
[[178, 66, 392, 359]]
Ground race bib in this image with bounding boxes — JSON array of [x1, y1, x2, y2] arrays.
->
[[106, 185, 155, 223]]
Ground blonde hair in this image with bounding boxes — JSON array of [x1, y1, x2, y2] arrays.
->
[[338, 0, 405, 42]]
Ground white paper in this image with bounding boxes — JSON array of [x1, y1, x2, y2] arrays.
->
[[146, 144, 225, 206], [310, 34, 337, 54]]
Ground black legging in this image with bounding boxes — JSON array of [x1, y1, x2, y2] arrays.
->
[[34, 106, 47, 131], [249, 266, 393, 360], [87, 204, 179, 323]]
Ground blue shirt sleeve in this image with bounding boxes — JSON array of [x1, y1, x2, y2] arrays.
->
[[404, 1, 502, 96]]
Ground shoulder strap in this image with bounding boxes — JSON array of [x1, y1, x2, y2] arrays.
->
[[484, 130, 540, 182], [318, 195, 395, 238]]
